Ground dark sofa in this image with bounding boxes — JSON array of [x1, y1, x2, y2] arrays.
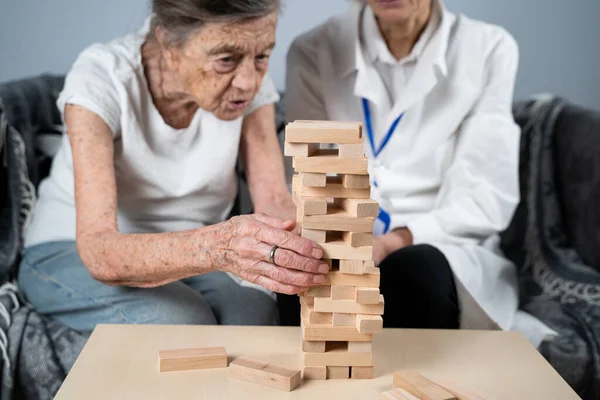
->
[[0, 75, 598, 399]]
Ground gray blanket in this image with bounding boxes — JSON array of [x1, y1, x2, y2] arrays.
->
[[503, 96, 600, 399], [0, 78, 86, 400]]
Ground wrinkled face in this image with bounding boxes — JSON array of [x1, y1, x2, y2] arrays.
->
[[367, 0, 431, 23], [163, 13, 277, 121]]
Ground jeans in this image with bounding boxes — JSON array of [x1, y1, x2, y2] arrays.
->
[[18, 241, 279, 337], [277, 244, 460, 329]]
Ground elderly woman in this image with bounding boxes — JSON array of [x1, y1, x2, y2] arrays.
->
[[283, 0, 554, 340], [18, 0, 329, 336]]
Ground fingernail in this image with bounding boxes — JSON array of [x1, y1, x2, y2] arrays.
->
[[318, 263, 329, 274], [313, 274, 325, 284], [312, 247, 323, 259]]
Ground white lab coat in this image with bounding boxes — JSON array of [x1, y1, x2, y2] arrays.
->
[[285, 2, 523, 331]]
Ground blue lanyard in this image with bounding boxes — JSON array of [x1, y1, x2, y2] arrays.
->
[[361, 98, 404, 158]]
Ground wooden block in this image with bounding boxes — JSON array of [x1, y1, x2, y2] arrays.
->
[[303, 366, 327, 380], [356, 288, 381, 304], [302, 228, 327, 243], [284, 142, 319, 157], [285, 122, 362, 144], [301, 296, 333, 324], [338, 144, 365, 158], [294, 149, 368, 175], [304, 343, 372, 367], [294, 194, 327, 216], [302, 341, 326, 353], [342, 174, 370, 189], [356, 314, 383, 334], [302, 205, 374, 233], [319, 239, 373, 261], [327, 366, 350, 379], [342, 231, 374, 247], [331, 285, 356, 300], [303, 295, 314, 305], [302, 172, 326, 187], [324, 270, 380, 288], [302, 324, 373, 342], [229, 357, 301, 392], [381, 388, 421, 400], [393, 370, 457, 400], [305, 285, 331, 297], [351, 366, 375, 379], [158, 347, 227, 372], [431, 377, 489, 400], [293, 175, 370, 199], [334, 198, 379, 217], [363, 260, 380, 274], [332, 313, 356, 326], [348, 341, 373, 353], [314, 296, 384, 315], [339, 259, 367, 274]]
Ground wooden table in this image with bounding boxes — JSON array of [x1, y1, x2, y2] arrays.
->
[[54, 324, 579, 399]]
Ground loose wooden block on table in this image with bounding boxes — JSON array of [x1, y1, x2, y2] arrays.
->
[[302, 205, 375, 233], [229, 356, 302, 392], [356, 315, 384, 334], [342, 174, 371, 189], [334, 197, 380, 218], [293, 150, 368, 175], [331, 285, 356, 300], [381, 388, 420, 400], [342, 231, 374, 247], [285, 121, 362, 144], [332, 313, 356, 326], [348, 341, 373, 353], [284, 142, 320, 157], [356, 287, 381, 304], [303, 366, 327, 380], [302, 172, 326, 187], [393, 370, 457, 400], [324, 270, 380, 288], [319, 239, 373, 261], [327, 366, 350, 380], [338, 144, 365, 158], [302, 323, 373, 342], [302, 341, 326, 353], [351, 366, 375, 379], [293, 175, 371, 199], [158, 346, 227, 372], [314, 296, 384, 315], [302, 228, 327, 243]]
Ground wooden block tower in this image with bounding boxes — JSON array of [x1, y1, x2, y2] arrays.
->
[[285, 120, 384, 381]]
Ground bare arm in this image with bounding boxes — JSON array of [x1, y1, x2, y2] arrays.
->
[[68, 105, 327, 292], [240, 104, 295, 220]]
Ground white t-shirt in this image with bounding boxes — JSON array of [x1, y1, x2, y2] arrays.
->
[[24, 21, 280, 248]]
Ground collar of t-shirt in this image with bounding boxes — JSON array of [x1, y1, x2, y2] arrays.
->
[[361, 5, 441, 104]]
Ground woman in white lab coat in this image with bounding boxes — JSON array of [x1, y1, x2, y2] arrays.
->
[[282, 0, 524, 331]]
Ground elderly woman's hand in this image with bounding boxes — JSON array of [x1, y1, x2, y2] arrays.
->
[[212, 213, 329, 295]]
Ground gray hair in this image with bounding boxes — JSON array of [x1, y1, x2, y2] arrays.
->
[[150, 0, 281, 47]]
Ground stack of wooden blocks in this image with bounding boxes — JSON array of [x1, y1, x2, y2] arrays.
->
[[285, 120, 384, 381]]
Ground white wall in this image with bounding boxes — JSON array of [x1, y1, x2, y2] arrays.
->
[[1, 0, 599, 109]]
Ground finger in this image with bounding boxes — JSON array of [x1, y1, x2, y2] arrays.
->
[[251, 213, 295, 230], [253, 275, 307, 295], [272, 246, 329, 274], [251, 260, 326, 287], [238, 269, 307, 295], [255, 225, 323, 259]]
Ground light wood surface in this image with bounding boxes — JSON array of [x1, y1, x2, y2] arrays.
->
[[55, 325, 580, 400]]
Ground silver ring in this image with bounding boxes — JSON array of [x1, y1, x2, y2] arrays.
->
[[269, 245, 279, 265]]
